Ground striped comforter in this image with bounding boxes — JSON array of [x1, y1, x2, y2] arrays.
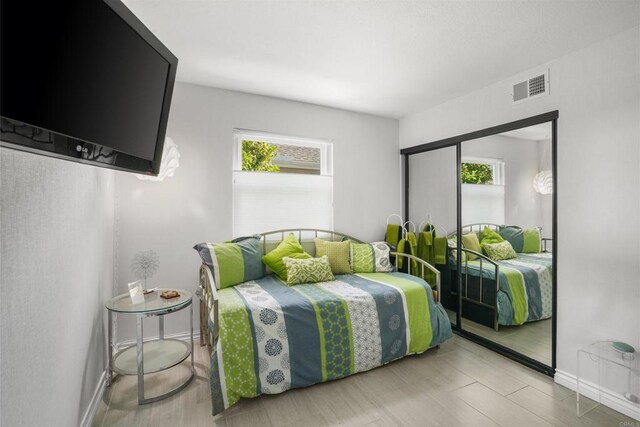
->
[[462, 253, 553, 325], [208, 272, 452, 415]]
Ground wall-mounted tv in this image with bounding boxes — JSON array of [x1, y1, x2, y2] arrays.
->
[[0, 0, 178, 176]]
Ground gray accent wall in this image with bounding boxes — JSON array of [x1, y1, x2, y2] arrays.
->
[[0, 148, 114, 426]]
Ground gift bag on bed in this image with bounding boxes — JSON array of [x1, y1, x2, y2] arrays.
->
[[396, 236, 419, 274], [385, 214, 404, 251], [417, 230, 437, 286]]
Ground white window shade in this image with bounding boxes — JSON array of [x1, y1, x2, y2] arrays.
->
[[233, 171, 333, 237], [462, 184, 505, 226]]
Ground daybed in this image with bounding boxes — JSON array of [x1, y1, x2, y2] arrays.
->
[[445, 223, 553, 331], [195, 229, 452, 415]]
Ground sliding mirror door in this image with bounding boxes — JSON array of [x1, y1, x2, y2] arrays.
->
[[407, 146, 459, 325], [459, 122, 554, 367]]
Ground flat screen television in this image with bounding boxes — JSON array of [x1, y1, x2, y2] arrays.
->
[[0, 0, 178, 175]]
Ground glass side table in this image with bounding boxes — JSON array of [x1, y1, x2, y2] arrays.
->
[[577, 341, 640, 417], [105, 289, 195, 405]]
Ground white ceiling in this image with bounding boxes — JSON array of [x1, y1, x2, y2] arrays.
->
[[500, 122, 552, 141], [124, 0, 640, 119]]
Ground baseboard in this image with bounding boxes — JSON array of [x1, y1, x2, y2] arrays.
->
[[83, 330, 201, 426], [555, 369, 640, 421], [80, 369, 107, 427]]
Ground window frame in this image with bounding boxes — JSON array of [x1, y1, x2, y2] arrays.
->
[[232, 129, 334, 237], [233, 129, 333, 176]]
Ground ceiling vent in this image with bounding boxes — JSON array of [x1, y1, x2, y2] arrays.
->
[[512, 69, 549, 104]]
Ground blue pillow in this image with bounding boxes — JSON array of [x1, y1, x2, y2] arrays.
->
[[499, 226, 524, 253]]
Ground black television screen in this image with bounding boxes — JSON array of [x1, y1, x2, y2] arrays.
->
[[0, 0, 178, 175]]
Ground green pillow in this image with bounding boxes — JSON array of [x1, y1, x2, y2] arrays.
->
[[461, 233, 481, 261], [262, 233, 307, 280], [480, 227, 504, 245], [481, 241, 517, 261], [522, 228, 542, 253], [282, 255, 335, 286], [350, 242, 394, 273], [499, 226, 524, 252], [315, 239, 352, 274], [193, 235, 264, 289]]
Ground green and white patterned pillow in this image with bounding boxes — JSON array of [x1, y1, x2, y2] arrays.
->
[[262, 233, 309, 280], [481, 241, 517, 261], [282, 255, 335, 286], [314, 239, 352, 274], [350, 242, 394, 273], [193, 235, 264, 289]]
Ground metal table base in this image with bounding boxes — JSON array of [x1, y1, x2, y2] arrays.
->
[[106, 291, 195, 405]]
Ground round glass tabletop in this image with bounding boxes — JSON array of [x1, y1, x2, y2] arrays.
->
[[106, 288, 192, 314]]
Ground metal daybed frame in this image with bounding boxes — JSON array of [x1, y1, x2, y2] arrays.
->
[[448, 223, 502, 331], [448, 223, 552, 332], [196, 228, 442, 348]]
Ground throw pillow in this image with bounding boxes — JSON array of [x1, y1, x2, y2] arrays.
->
[[522, 228, 542, 253], [447, 237, 467, 263], [350, 242, 394, 273], [481, 241, 517, 261], [262, 233, 307, 280], [193, 235, 264, 289], [282, 255, 335, 286], [461, 233, 481, 261], [480, 227, 504, 245], [499, 226, 524, 252], [315, 238, 352, 274]]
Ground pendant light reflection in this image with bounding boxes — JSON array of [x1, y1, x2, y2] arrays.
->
[[533, 170, 553, 194], [136, 137, 180, 181]]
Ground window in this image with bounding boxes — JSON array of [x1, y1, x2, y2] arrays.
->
[[461, 156, 504, 185], [232, 130, 333, 237], [461, 156, 505, 225]]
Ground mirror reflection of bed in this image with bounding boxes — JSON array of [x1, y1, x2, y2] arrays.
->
[[458, 122, 554, 366], [404, 118, 555, 370]]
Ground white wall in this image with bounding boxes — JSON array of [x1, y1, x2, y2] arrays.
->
[[401, 25, 640, 389], [0, 149, 114, 426], [114, 82, 400, 341], [408, 147, 457, 234]]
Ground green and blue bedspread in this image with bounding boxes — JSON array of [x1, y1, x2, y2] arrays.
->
[[209, 272, 452, 415], [458, 253, 553, 325]]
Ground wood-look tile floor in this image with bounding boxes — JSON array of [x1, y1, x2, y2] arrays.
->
[[93, 335, 636, 426], [447, 309, 553, 366]]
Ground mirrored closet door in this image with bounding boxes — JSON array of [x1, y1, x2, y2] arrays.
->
[[402, 111, 557, 375], [459, 122, 554, 367]]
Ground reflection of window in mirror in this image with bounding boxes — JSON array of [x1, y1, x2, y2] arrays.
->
[[461, 156, 504, 185], [461, 156, 505, 225]]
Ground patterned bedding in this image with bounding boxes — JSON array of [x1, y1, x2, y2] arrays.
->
[[207, 272, 452, 415], [458, 253, 553, 325]]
